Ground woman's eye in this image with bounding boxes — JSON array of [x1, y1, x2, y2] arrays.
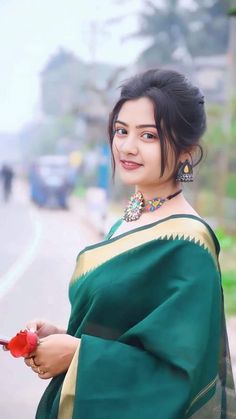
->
[[142, 132, 157, 140], [114, 128, 127, 135]]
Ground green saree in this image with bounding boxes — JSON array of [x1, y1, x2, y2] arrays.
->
[[36, 214, 236, 419]]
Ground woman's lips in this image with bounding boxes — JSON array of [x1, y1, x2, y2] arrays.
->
[[120, 160, 143, 170]]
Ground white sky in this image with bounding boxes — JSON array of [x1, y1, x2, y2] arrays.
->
[[0, 0, 147, 132], [0, 0, 195, 133]]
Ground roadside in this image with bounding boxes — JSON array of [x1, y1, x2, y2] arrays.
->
[[0, 183, 101, 419]]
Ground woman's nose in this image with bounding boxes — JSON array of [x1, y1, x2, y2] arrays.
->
[[120, 134, 138, 155]]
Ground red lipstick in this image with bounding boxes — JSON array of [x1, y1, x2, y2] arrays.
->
[[120, 160, 143, 170]]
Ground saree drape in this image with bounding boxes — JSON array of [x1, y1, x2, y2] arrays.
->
[[36, 214, 236, 419]]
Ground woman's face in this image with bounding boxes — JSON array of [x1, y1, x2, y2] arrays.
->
[[112, 97, 175, 190]]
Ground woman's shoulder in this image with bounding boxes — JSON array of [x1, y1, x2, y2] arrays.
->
[[105, 213, 220, 257], [145, 214, 221, 274], [74, 214, 220, 282], [161, 213, 220, 256]]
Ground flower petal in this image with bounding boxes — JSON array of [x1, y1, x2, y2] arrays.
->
[[7, 330, 38, 357]]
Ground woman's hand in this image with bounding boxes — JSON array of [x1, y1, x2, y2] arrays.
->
[[24, 334, 80, 380], [26, 319, 66, 338]]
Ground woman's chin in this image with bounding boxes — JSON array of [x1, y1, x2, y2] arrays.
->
[[118, 173, 141, 186]]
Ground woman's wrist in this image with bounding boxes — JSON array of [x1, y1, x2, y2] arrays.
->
[[63, 336, 81, 366]]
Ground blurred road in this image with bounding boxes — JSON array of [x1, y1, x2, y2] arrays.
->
[[0, 181, 235, 418], [0, 180, 100, 419]]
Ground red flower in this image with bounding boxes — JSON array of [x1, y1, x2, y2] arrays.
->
[[6, 330, 38, 358]]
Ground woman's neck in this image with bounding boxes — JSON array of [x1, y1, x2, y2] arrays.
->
[[135, 182, 182, 201]]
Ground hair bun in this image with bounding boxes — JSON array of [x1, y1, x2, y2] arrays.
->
[[199, 96, 205, 105]]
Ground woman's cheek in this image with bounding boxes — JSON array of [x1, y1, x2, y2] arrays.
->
[[112, 140, 120, 162], [144, 151, 162, 180]]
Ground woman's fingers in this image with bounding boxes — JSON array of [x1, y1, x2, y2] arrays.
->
[[38, 371, 52, 380], [24, 356, 51, 378], [25, 321, 37, 333], [26, 322, 40, 333], [31, 365, 39, 373], [26, 319, 47, 333], [31, 364, 51, 379], [24, 358, 32, 367], [24, 356, 39, 368], [25, 320, 60, 339]]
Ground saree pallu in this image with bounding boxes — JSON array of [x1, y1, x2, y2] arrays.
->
[[36, 214, 236, 418]]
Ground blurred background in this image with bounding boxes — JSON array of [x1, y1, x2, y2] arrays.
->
[[0, 0, 236, 417]]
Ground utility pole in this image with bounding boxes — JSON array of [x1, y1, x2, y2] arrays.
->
[[228, 4, 236, 105]]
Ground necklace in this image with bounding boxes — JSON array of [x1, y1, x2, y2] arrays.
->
[[123, 189, 183, 222]]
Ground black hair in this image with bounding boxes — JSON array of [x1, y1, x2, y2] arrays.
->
[[108, 68, 206, 180]]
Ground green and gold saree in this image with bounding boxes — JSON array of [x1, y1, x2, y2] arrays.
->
[[36, 214, 236, 418]]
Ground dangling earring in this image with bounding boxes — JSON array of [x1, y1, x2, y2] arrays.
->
[[176, 159, 193, 182]]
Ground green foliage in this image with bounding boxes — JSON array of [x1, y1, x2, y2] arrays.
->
[[228, 7, 236, 16], [215, 228, 236, 249], [207, 104, 224, 117], [204, 123, 224, 146], [222, 270, 236, 316], [74, 185, 86, 198], [232, 121, 236, 140], [203, 104, 236, 204], [215, 228, 236, 316], [226, 173, 236, 198]]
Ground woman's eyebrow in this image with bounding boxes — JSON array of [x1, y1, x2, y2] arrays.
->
[[115, 119, 157, 129]]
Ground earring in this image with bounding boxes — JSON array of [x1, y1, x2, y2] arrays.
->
[[176, 159, 193, 182]]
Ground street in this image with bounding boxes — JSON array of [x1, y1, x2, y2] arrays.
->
[[0, 181, 235, 418], [0, 181, 100, 419]]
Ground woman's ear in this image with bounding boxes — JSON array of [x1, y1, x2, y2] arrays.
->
[[179, 148, 195, 164]]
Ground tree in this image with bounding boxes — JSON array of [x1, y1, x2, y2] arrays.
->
[[134, 0, 229, 68], [134, 0, 191, 67], [186, 0, 228, 57], [41, 48, 87, 116]]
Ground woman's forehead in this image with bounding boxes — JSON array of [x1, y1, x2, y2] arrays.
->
[[117, 98, 155, 123]]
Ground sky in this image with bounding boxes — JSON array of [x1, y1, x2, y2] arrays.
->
[[0, 0, 195, 133], [0, 0, 148, 132]]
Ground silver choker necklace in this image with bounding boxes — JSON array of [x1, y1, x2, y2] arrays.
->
[[123, 189, 182, 222]]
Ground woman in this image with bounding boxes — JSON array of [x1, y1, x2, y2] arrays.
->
[[25, 69, 236, 418]]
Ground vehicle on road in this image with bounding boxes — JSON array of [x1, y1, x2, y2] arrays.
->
[[29, 155, 76, 209]]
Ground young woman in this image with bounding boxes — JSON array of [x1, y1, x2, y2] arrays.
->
[[25, 69, 236, 418]]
